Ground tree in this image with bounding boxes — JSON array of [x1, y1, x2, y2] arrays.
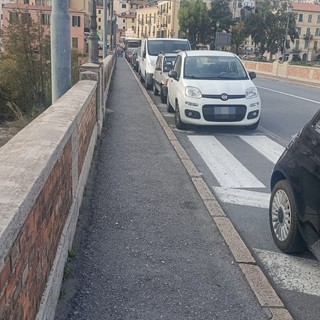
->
[[244, 0, 297, 58], [231, 20, 247, 55], [179, 0, 211, 48], [0, 9, 51, 122]]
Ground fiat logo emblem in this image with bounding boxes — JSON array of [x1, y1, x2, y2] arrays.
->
[[221, 93, 228, 101]]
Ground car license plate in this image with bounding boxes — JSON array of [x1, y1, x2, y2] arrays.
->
[[214, 106, 236, 117]]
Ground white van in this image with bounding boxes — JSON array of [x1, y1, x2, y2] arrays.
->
[[138, 38, 191, 90]]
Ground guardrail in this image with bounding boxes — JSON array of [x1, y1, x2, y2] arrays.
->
[[243, 60, 320, 86], [0, 53, 116, 320]]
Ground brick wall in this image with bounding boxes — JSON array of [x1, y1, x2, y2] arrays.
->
[[0, 80, 99, 320], [0, 140, 73, 320], [78, 95, 97, 176]]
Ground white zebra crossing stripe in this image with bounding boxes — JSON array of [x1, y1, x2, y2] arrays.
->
[[188, 135, 265, 189], [254, 249, 320, 297], [213, 187, 270, 208], [239, 135, 285, 164]]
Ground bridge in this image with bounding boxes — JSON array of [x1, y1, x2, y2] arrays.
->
[[1, 50, 319, 319]]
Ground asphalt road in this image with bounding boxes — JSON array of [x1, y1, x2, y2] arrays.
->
[[145, 71, 320, 320]]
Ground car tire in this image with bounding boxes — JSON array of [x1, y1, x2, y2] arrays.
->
[[246, 119, 260, 130], [175, 103, 187, 130], [160, 86, 166, 104], [166, 96, 174, 113], [139, 71, 144, 83], [153, 83, 159, 95], [269, 180, 306, 253], [145, 79, 152, 90]]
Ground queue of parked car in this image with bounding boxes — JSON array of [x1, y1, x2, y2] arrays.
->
[[123, 39, 320, 262]]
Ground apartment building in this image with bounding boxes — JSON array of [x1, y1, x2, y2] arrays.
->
[[291, 3, 320, 61], [0, 0, 15, 28], [2, 1, 89, 52], [135, 0, 181, 39]]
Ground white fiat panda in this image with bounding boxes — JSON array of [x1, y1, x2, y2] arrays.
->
[[167, 51, 261, 130]]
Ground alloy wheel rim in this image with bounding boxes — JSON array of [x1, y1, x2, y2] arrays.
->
[[271, 189, 292, 241]]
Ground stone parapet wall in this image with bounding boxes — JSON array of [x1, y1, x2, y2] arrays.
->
[[243, 61, 320, 86], [0, 52, 115, 320]]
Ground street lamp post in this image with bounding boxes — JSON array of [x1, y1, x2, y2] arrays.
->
[[284, 5, 292, 61], [215, 20, 220, 50], [88, 0, 99, 64]]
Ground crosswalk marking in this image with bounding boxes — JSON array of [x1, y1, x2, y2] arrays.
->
[[188, 135, 265, 189], [254, 249, 320, 297], [239, 135, 285, 164], [213, 187, 270, 208]]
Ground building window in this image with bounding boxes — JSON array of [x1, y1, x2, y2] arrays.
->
[[72, 37, 78, 49], [123, 26, 125, 29], [72, 16, 81, 27], [317, 15, 320, 23], [98, 10, 101, 14], [308, 14, 312, 23], [314, 41, 318, 51], [295, 39, 299, 50], [123, 19, 125, 23], [132, 18, 134, 23], [98, 25, 101, 29], [316, 28, 320, 36], [297, 27, 301, 35], [41, 13, 50, 25], [132, 26, 134, 30], [122, 4, 126, 8], [9, 12, 18, 22], [299, 14, 303, 22]]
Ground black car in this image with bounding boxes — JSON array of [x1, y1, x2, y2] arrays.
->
[[269, 109, 320, 260]]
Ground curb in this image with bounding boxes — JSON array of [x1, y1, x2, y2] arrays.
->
[[129, 61, 294, 320]]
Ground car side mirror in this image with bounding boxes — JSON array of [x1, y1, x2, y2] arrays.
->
[[168, 70, 178, 79], [249, 71, 256, 80]]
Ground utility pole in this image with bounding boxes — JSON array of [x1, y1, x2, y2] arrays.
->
[[51, 0, 71, 103], [103, 0, 108, 58], [88, 0, 99, 63]]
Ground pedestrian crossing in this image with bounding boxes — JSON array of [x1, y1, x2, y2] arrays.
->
[[188, 133, 320, 298], [188, 134, 284, 208]]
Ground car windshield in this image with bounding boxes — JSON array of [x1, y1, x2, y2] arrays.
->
[[184, 56, 248, 80], [148, 40, 190, 56], [163, 56, 176, 72]]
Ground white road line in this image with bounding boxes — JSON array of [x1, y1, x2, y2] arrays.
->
[[257, 86, 320, 104], [188, 135, 265, 188], [254, 249, 320, 297], [239, 135, 285, 164], [213, 187, 270, 208]]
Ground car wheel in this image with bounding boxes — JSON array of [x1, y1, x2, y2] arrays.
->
[[153, 82, 159, 95], [269, 180, 305, 253], [160, 86, 166, 104], [166, 96, 174, 113], [175, 103, 187, 130], [145, 79, 152, 90], [246, 119, 260, 130]]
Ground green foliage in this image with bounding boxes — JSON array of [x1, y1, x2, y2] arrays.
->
[[179, 0, 211, 48], [0, 9, 51, 123], [244, 0, 297, 57]]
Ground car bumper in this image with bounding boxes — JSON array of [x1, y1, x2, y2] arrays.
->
[[179, 97, 261, 126]]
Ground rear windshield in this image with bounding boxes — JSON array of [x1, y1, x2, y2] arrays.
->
[[184, 56, 248, 80], [148, 40, 190, 56]]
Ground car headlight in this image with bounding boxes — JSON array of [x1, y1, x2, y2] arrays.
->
[[245, 87, 258, 99], [185, 86, 202, 99]]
